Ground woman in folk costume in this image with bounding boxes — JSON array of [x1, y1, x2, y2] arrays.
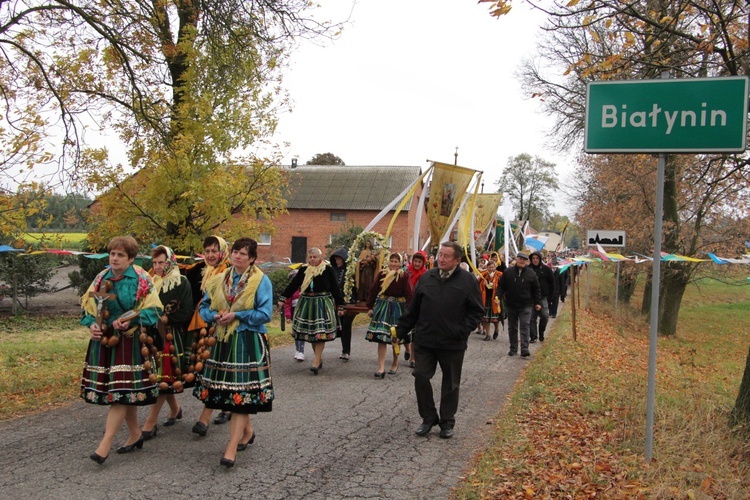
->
[[278, 247, 344, 375], [186, 236, 233, 436], [80, 236, 163, 464], [140, 245, 193, 440], [479, 259, 504, 341], [366, 253, 413, 378], [403, 250, 428, 366], [193, 237, 274, 468]]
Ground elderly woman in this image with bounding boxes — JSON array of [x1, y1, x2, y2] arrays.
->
[[278, 247, 344, 374], [81, 236, 163, 464], [140, 245, 193, 440], [366, 253, 413, 378], [193, 237, 274, 467]]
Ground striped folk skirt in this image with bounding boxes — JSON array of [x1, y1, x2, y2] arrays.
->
[[292, 292, 338, 343], [193, 330, 274, 414], [365, 295, 406, 344], [80, 329, 158, 406]]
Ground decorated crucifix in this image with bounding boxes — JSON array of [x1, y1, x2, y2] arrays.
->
[[88, 280, 116, 332]]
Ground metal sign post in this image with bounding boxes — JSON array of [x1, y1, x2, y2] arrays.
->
[[645, 152, 666, 462]]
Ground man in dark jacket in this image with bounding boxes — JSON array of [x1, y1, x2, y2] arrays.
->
[[528, 251, 555, 342], [394, 242, 484, 439], [330, 248, 355, 360], [496, 251, 541, 357]]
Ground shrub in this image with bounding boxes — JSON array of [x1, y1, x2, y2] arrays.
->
[[268, 269, 293, 303]]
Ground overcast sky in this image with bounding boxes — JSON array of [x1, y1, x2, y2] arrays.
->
[[271, 0, 575, 212]]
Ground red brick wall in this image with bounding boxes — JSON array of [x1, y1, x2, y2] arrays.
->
[[257, 184, 430, 263]]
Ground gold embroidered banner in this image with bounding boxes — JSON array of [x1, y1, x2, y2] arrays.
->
[[427, 162, 476, 245], [457, 193, 502, 247]]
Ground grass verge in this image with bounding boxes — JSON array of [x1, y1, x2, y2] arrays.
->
[[0, 314, 293, 421], [454, 270, 750, 498]]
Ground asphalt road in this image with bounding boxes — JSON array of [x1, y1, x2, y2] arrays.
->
[[0, 322, 553, 499]]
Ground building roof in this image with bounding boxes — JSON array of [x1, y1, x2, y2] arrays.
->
[[285, 165, 422, 211]]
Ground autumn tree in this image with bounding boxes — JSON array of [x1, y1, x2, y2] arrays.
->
[[495, 153, 558, 229], [0, 183, 50, 246], [483, 0, 750, 420], [306, 153, 346, 165], [1, 1, 339, 251]]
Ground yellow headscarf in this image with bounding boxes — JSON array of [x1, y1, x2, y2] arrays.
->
[[201, 236, 229, 292], [205, 264, 264, 342], [379, 253, 404, 294], [300, 260, 327, 294]]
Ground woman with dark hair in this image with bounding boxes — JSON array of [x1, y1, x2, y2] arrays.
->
[[366, 253, 413, 378], [278, 247, 344, 374], [81, 236, 163, 464], [140, 245, 193, 440], [403, 251, 428, 365], [194, 237, 274, 467]]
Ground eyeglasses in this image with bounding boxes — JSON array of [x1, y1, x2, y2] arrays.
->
[[517, 257, 529, 261]]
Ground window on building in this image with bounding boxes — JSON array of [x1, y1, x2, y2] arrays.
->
[[258, 233, 271, 246], [330, 213, 347, 222]]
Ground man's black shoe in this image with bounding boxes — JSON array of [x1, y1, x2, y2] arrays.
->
[[508, 350, 517, 356], [439, 427, 454, 439], [539, 336, 545, 342], [529, 338, 537, 343], [415, 421, 438, 436], [521, 350, 531, 357]]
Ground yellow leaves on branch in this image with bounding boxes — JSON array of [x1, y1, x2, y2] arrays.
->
[[478, 0, 513, 18]]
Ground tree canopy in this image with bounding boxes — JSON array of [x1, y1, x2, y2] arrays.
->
[[484, 0, 750, 422], [1, 1, 339, 252], [306, 153, 346, 165], [495, 153, 558, 229]]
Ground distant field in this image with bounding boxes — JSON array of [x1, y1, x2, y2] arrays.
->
[[23, 232, 88, 250]]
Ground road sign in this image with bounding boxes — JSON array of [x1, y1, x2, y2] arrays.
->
[[586, 230, 626, 248], [585, 77, 749, 153]]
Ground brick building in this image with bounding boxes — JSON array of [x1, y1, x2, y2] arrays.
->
[[256, 165, 430, 263]]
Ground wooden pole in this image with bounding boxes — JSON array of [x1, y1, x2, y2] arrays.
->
[[11, 274, 18, 316], [570, 266, 578, 342]]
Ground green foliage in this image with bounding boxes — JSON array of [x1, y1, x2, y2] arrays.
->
[[25, 193, 92, 231], [267, 269, 293, 303], [496, 154, 558, 229], [1, 1, 339, 252], [306, 153, 345, 165], [0, 183, 50, 245], [325, 223, 364, 256], [68, 254, 108, 296], [0, 254, 57, 309]]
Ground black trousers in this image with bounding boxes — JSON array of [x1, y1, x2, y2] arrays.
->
[[412, 343, 465, 429], [338, 314, 355, 354]]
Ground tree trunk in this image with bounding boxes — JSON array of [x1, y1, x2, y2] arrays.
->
[[733, 346, 750, 425], [617, 266, 638, 304], [658, 264, 688, 336], [641, 269, 652, 316]]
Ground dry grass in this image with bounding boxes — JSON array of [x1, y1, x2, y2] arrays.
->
[[455, 264, 750, 498]]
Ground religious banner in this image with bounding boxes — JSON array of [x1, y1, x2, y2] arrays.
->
[[427, 162, 476, 246], [457, 193, 502, 247]]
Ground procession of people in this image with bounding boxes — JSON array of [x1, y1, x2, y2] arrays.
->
[[80, 234, 565, 465]]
